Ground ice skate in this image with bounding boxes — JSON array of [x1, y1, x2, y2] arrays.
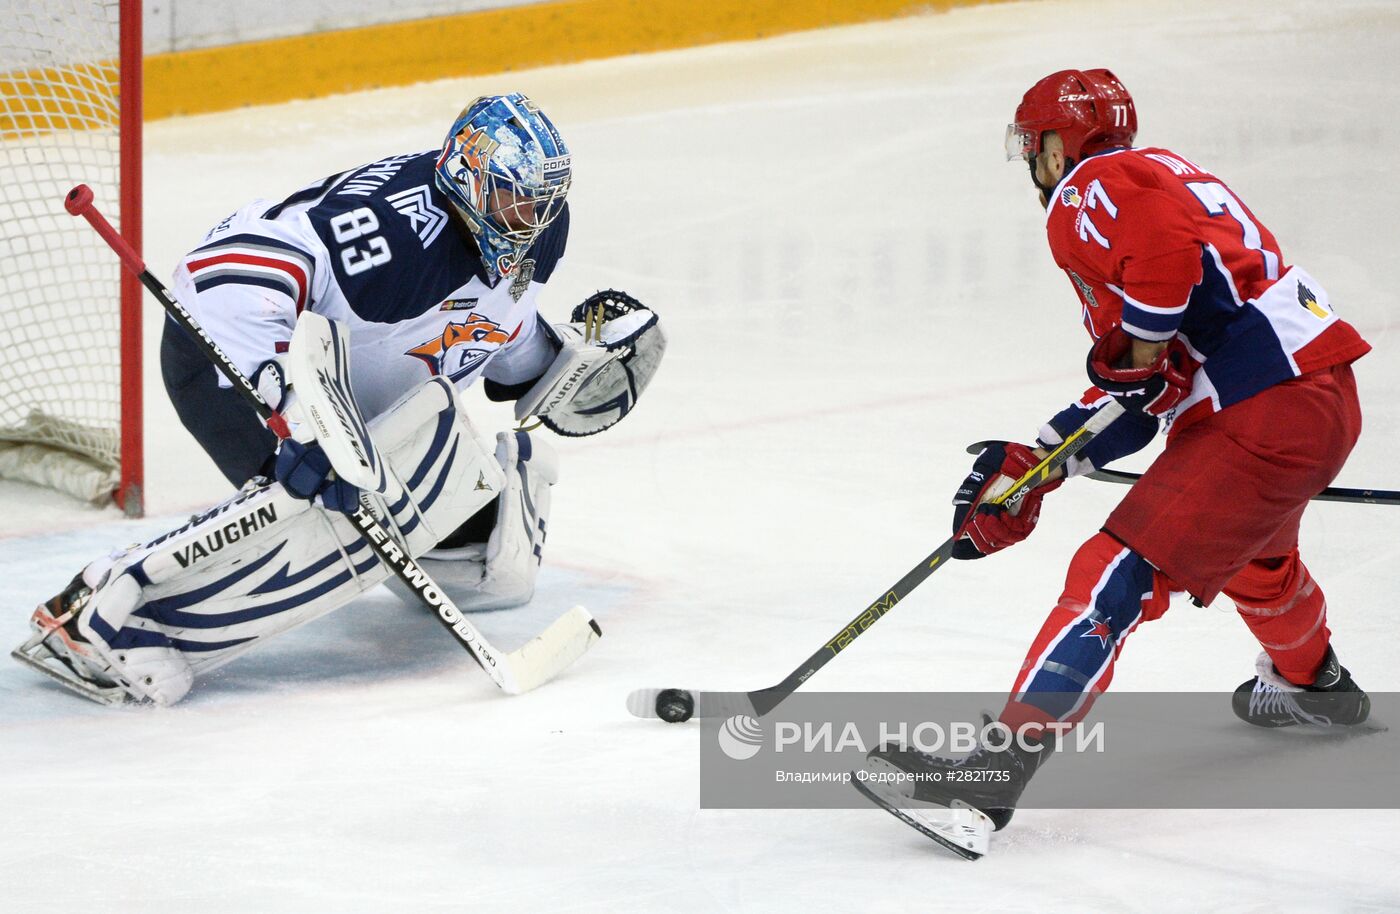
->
[[11, 573, 132, 706], [1232, 647, 1370, 728], [853, 718, 1052, 859]]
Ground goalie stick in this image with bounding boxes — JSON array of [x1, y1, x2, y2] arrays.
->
[[963, 442, 1400, 505], [63, 184, 600, 695], [625, 400, 1126, 721]]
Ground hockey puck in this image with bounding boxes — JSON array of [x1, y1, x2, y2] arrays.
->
[[655, 688, 695, 723]]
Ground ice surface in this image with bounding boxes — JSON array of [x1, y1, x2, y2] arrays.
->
[[2, 0, 1399, 910]]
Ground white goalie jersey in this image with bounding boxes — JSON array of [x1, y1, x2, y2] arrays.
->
[[172, 150, 568, 419], [12, 152, 667, 707]]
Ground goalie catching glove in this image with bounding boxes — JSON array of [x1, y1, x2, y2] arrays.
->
[[514, 289, 666, 437]]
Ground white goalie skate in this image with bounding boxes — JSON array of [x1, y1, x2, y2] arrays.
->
[[12, 572, 134, 706]]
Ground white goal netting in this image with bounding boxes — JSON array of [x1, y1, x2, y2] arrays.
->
[[0, 0, 129, 504]]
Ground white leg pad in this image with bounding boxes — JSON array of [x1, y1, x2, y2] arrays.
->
[[414, 430, 558, 612], [60, 377, 503, 705]]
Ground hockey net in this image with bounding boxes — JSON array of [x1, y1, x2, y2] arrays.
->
[[0, 0, 142, 514]]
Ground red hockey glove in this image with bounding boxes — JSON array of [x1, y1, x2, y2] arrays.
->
[[951, 441, 1062, 560], [1086, 327, 1193, 419]]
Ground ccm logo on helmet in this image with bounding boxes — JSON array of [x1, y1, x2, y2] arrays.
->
[[1058, 93, 1094, 102]]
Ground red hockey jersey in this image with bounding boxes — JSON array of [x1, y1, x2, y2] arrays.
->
[[1043, 147, 1369, 430]]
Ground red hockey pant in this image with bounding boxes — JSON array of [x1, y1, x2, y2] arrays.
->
[[1001, 365, 1359, 730]]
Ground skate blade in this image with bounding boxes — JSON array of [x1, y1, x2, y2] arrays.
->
[[11, 607, 133, 707], [1258, 715, 1390, 739], [852, 775, 992, 860], [10, 645, 133, 706]]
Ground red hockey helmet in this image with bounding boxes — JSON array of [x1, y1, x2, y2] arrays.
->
[[1005, 69, 1137, 164]]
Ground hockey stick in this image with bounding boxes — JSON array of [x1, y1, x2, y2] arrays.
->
[[625, 400, 1127, 722], [1084, 467, 1398, 505], [65, 184, 600, 695], [964, 442, 1400, 505]]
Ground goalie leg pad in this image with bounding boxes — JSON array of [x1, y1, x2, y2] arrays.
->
[[412, 430, 558, 612], [15, 379, 503, 706]]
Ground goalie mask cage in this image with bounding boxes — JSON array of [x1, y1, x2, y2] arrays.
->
[[1, 0, 143, 516]]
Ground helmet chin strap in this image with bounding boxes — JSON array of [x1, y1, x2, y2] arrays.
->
[[1028, 153, 1075, 199]]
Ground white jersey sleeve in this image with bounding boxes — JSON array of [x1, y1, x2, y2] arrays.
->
[[171, 201, 331, 389], [482, 313, 559, 387]]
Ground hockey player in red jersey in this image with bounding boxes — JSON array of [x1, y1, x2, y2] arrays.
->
[[860, 68, 1373, 852]]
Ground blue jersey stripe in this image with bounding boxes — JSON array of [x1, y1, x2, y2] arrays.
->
[[1041, 401, 1157, 471], [193, 272, 298, 302], [192, 232, 315, 265]]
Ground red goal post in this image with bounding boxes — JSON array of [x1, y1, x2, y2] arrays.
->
[[0, 0, 143, 516]]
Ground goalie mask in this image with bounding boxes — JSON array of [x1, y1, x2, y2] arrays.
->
[[434, 93, 572, 283]]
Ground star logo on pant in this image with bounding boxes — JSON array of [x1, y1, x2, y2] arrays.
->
[[1080, 619, 1114, 649]]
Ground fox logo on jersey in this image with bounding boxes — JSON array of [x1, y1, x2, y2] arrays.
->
[[407, 314, 516, 381]]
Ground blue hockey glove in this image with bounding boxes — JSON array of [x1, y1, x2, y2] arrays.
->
[[274, 438, 362, 513]]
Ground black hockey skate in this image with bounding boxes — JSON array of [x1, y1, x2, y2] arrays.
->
[[11, 573, 130, 705], [853, 719, 1051, 860], [1232, 646, 1370, 728]]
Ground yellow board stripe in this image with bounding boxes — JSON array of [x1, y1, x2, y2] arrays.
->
[[2, 0, 1009, 129], [144, 0, 1008, 120], [1, 64, 121, 136]]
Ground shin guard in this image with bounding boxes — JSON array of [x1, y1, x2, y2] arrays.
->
[[1002, 532, 1171, 731], [1223, 549, 1330, 685]]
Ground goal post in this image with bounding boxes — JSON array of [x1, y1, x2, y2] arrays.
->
[[119, 0, 143, 518], [0, 0, 144, 516]]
